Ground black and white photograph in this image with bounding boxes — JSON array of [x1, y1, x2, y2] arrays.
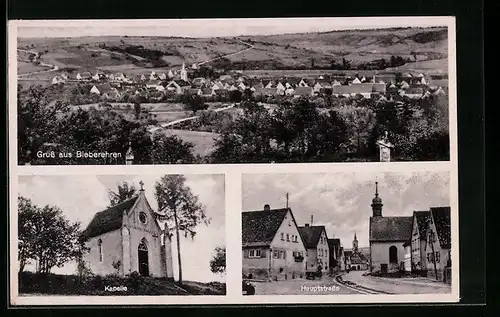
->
[[241, 171, 456, 297], [12, 17, 454, 165], [13, 173, 226, 302]]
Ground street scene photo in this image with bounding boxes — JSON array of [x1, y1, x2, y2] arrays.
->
[[15, 174, 226, 297], [241, 172, 453, 295], [14, 18, 451, 165]]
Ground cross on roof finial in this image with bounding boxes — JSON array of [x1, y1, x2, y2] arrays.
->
[[139, 180, 144, 191]]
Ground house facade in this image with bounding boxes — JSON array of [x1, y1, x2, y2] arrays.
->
[[242, 205, 307, 281], [298, 224, 330, 275], [369, 182, 413, 274], [81, 185, 173, 278], [425, 207, 451, 283], [411, 210, 431, 273]]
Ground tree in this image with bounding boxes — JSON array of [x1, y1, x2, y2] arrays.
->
[[337, 106, 376, 156], [150, 134, 195, 164], [17, 85, 69, 164], [134, 102, 141, 120], [183, 94, 205, 114], [209, 246, 226, 275], [108, 181, 136, 207], [229, 90, 242, 103], [154, 175, 210, 284], [18, 196, 85, 274]]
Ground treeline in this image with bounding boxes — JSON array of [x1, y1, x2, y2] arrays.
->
[[208, 97, 449, 163], [99, 44, 173, 68], [18, 84, 449, 165], [18, 85, 197, 165], [207, 55, 415, 71]]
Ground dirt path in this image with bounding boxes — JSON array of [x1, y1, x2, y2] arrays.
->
[[17, 49, 59, 77], [197, 40, 254, 67], [148, 104, 235, 134]]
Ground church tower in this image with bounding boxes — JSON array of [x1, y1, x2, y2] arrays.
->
[[180, 62, 188, 82], [353, 232, 359, 252], [371, 181, 383, 217]]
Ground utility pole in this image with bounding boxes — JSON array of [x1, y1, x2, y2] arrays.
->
[[429, 229, 438, 281]]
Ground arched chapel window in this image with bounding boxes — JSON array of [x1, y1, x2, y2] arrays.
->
[[389, 245, 398, 264], [98, 239, 103, 262]]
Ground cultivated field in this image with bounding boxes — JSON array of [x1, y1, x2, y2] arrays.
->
[[17, 27, 449, 77], [160, 129, 220, 157], [17, 61, 51, 74]]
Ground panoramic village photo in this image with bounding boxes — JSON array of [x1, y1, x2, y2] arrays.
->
[[241, 172, 454, 296], [14, 174, 226, 297], [14, 18, 451, 165]]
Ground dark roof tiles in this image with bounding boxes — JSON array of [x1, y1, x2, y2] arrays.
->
[[81, 196, 139, 240], [298, 225, 326, 248], [242, 208, 289, 246], [431, 207, 451, 249], [370, 216, 413, 242]]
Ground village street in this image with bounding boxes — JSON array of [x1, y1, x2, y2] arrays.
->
[[340, 270, 452, 294], [251, 276, 363, 295]]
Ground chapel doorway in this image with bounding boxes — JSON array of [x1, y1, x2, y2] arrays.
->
[[138, 239, 149, 276]]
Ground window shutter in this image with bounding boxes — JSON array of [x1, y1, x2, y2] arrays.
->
[[243, 249, 249, 258], [261, 249, 267, 258]]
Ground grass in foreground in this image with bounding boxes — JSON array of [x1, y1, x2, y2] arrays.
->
[[19, 271, 226, 296]]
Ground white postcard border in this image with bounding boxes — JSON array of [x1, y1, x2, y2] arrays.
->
[[9, 16, 460, 305]]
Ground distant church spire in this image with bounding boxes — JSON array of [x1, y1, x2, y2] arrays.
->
[[353, 231, 359, 252], [371, 181, 383, 217], [180, 62, 188, 81]]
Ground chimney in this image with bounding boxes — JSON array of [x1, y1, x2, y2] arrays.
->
[[305, 223, 310, 227], [264, 204, 270, 211]]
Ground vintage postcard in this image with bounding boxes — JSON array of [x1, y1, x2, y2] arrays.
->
[[241, 170, 458, 300], [11, 172, 227, 304], [9, 16, 455, 165], [8, 16, 459, 306]]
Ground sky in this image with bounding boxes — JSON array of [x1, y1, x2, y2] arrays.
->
[[15, 17, 450, 38], [242, 171, 450, 250], [18, 174, 225, 283]]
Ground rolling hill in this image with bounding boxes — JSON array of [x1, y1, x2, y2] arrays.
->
[[17, 27, 448, 76]]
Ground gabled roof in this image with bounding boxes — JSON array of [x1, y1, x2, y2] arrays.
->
[[242, 208, 289, 247], [176, 79, 191, 87], [298, 225, 326, 248], [81, 196, 139, 240], [293, 87, 313, 95], [413, 210, 431, 239], [255, 87, 278, 95], [431, 207, 451, 249], [350, 250, 368, 264], [404, 87, 424, 95], [201, 88, 213, 95], [370, 216, 413, 242], [96, 83, 114, 93], [332, 85, 373, 95]]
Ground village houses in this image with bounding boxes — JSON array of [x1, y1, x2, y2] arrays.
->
[[298, 221, 330, 277], [343, 232, 369, 271], [242, 205, 307, 281]]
